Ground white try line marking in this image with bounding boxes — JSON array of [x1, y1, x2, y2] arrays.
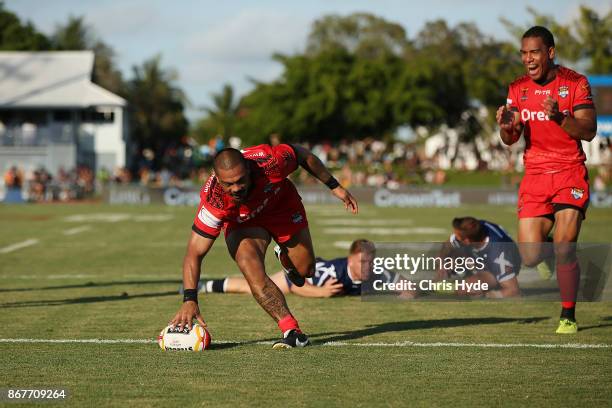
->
[[0, 338, 610, 349], [0, 239, 39, 254], [62, 226, 91, 236]]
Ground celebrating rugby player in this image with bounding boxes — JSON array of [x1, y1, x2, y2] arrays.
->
[[496, 26, 597, 333]]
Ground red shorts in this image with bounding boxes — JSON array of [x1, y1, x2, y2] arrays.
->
[[224, 186, 308, 244], [518, 165, 589, 219]]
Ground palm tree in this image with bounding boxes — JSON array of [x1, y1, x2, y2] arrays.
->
[[204, 84, 239, 142], [127, 55, 189, 167]]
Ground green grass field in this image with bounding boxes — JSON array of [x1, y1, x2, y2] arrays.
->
[[1, 203, 611, 407]]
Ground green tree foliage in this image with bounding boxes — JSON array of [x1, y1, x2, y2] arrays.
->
[[0, 2, 50, 50], [237, 49, 409, 143], [205, 84, 239, 140], [51, 16, 124, 95], [571, 7, 612, 74], [127, 55, 189, 167], [306, 12, 411, 58], [236, 14, 504, 143]]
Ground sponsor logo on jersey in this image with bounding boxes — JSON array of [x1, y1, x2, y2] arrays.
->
[[245, 151, 266, 158], [521, 109, 549, 122], [236, 198, 270, 223], [520, 87, 529, 101], [571, 188, 584, 200], [535, 89, 551, 96], [558, 86, 569, 98]]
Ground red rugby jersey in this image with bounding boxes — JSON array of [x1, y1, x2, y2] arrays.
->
[[506, 66, 594, 174], [192, 143, 299, 238]]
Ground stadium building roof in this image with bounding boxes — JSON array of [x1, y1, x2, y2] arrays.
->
[[0, 51, 126, 108]]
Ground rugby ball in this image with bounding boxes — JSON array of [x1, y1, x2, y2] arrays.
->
[[158, 323, 211, 351]]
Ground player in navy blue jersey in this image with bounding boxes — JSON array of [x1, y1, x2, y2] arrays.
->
[[439, 217, 522, 298], [183, 239, 385, 297]]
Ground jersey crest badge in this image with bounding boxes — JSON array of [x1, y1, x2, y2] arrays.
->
[[570, 188, 584, 200], [558, 86, 569, 99], [520, 88, 529, 101]]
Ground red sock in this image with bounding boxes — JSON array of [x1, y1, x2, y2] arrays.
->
[[557, 260, 580, 304], [278, 315, 301, 334]]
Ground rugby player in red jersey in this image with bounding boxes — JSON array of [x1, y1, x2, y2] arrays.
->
[[169, 143, 358, 348], [496, 26, 597, 334]]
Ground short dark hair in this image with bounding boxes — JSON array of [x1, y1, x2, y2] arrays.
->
[[452, 217, 486, 242], [522, 26, 555, 49], [213, 148, 246, 172], [350, 239, 375, 255]]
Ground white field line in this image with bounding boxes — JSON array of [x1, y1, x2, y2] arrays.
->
[[322, 227, 446, 235], [63, 213, 173, 223], [0, 239, 39, 254], [133, 215, 174, 222], [0, 338, 610, 349], [333, 241, 353, 249], [62, 226, 91, 236], [317, 219, 414, 226]]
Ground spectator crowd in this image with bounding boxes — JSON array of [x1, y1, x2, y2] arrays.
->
[[3, 133, 611, 202]]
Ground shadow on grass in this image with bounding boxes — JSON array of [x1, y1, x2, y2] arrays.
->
[[310, 317, 549, 344], [205, 316, 550, 350], [0, 280, 182, 293], [0, 291, 177, 308], [577, 316, 612, 332]]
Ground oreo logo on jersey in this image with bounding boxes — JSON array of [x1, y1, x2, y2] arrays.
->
[[521, 109, 550, 122]]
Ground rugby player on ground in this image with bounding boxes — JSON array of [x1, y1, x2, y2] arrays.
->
[[185, 239, 394, 298], [496, 26, 597, 333], [169, 144, 358, 348], [437, 217, 521, 298]]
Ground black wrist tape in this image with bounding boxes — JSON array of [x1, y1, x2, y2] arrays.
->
[[325, 177, 340, 190], [183, 289, 198, 303]]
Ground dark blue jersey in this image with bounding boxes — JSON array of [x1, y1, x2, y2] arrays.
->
[[309, 257, 361, 296], [285, 257, 399, 296], [450, 220, 521, 282]]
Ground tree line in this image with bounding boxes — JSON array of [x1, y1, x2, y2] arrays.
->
[[198, 7, 610, 146]]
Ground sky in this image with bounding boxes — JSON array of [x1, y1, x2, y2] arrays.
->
[[6, 0, 610, 121]]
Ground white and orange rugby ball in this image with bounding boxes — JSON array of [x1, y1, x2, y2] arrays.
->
[[158, 323, 211, 351]]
